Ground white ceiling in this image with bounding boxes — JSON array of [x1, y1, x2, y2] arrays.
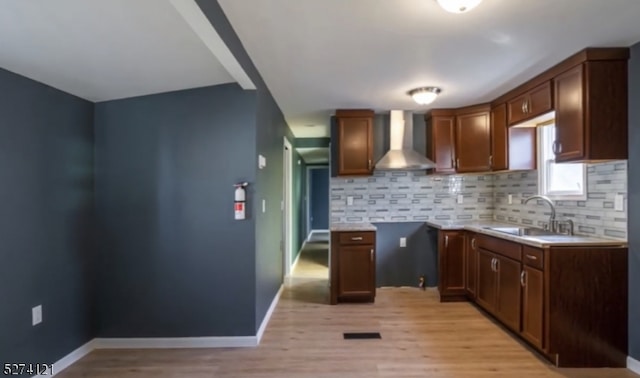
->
[[218, 0, 640, 138], [297, 147, 330, 164], [0, 0, 247, 102]]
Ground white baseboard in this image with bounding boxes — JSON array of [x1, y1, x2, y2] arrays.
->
[[34, 339, 95, 377], [94, 336, 257, 349], [290, 249, 302, 274], [628, 356, 640, 374], [256, 284, 283, 344]]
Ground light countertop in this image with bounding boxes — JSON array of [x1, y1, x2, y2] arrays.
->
[[425, 219, 627, 248], [330, 223, 377, 232]]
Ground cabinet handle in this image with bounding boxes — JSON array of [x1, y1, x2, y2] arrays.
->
[[520, 271, 526, 287], [370, 249, 374, 261], [494, 258, 499, 272], [445, 235, 449, 248], [491, 258, 495, 272], [489, 155, 493, 168], [522, 100, 526, 114], [351, 237, 363, 241], [456, 158, 460, 169], [558, 142, 563, 153], [368, 159, 372, 170], [552, 140, 558, 155], [525, 99, 530, 113], [525, 254, 538, 260], [471, 238, 476, 250], [451, 158, 455, 168]]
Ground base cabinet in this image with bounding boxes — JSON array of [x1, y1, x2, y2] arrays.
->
[[521, 265, 544, 349], [437, 230, 466, 302], [330, 231, 376, 304], [464, 233, 478, 299]]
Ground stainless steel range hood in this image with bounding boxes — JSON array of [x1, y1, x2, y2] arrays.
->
[[375, 110, 436, 170]]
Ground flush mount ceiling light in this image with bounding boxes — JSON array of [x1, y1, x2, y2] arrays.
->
[[408, 87, 442, 105], [436, 0, 483, 13]]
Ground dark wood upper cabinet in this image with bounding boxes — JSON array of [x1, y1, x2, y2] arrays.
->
[[425, 110, 456, 174], [335, 109, 374, 176], [455, 105, 491, 172], [490, 103, 508, 171], [426, 105, 490, 174], [553, 60, 628, 162], [507, 81, 552, 126], [438, 230, 466, 302]]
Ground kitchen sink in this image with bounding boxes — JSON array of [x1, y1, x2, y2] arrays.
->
[[484, 226, 559, 237]]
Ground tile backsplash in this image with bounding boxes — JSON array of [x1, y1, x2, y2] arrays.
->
[[331, 161, 628, 240], [330, 171, 495, 224], [493, 161, 627, 240]]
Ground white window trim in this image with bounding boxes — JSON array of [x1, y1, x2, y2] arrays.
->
[[537, 125, 587, 201]]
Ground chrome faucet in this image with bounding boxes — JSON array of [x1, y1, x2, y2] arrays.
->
[[523, 195, 557, 232]]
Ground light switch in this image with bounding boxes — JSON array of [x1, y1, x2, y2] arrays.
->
[[457, 194, 463, 204], [32, 305, 42, 326], [347, 196, 354, 206], [614, 194, 624, 211], [400, 237, 406, 248], [262, 199, 266, 213], [258, 155, 266, 169]]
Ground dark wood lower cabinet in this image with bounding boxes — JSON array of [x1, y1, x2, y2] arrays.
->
[[437, 230, 466, 302], [475, 249, 497, 311], [521, 265, 544, 349], [330, 231, 376, 304], [494, 255, 521, 333], [464, 233, 477, 299]]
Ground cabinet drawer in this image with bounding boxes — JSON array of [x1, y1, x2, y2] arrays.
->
[[522, 246, 544, 270], [477, 234, 522, 261], [337, 231, 375, 245]]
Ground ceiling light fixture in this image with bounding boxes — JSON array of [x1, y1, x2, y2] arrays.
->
[[436, 0, 483, 13], [408, 87, 442, 105]]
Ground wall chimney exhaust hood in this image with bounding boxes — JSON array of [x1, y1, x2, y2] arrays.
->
[[375, 110, 436, 170]]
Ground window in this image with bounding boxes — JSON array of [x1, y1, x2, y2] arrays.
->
[[538, 123, 586, 199]]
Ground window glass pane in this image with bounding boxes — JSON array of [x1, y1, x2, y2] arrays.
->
[[538, 124, 585, 197]]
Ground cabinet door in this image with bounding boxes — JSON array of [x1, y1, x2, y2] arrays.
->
[[476, 249, 497, 313], [438, 231, 466, 301], [507, 93, 530, 125], [554, 65, 585, 162], [528, 81, 553, 117], [456, 110, 491, 172], [429, 115, 456, 173], [465, 233, 478, 299], [490, 104, 508, 171], [337, 116, 373, 175], [522, 266, 544, 349], [495, 256, 522, 332], [337, 245, 375, 300]]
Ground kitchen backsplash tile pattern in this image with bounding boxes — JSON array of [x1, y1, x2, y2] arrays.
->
[[331, 161, 627, 240], [493, 160, 627, 240], [330, 171, 495, 223]]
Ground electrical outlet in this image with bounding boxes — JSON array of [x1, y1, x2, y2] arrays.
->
[[615, 194, 624, 211], [347, 196, 354, 206], [508, 194, 513, 205], [32, 305, 42, 326], [457, 194, 463, 204], [400, 237, 406, 247]]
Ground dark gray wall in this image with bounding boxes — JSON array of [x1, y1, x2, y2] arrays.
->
[[194, 0, 295, 332], [628, 42, 640, 360], [0, 68, 95, 362], [374, 223, 439, 287], [94, 84, 258, 337]]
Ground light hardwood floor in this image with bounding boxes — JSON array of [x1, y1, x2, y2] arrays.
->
[[59, 242, 637, 377]]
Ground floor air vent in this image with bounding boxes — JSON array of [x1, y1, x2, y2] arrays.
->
[[343, 332, 381, 340]]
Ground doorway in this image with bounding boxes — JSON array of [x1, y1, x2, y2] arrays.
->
[[283, 137, 293, 278], [306, 165, 329, 242]]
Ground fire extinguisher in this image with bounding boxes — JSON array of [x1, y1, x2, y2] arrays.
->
[[234, 182, 249, 220]]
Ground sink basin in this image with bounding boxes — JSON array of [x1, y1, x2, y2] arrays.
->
[[484, 226, 559, 237]]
